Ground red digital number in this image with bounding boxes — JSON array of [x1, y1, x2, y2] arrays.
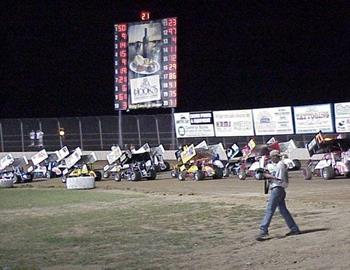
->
[[169, 63, 177, 71], [169, 99, 177, 107], [119, 50, 127, 58], [140, 11, 150, 21], [169, 81, 177, 88], [168, 18, 177, 27], [169, 90, 177, 97], [168, 27, 176, 35], [118, 76, 127, 84], [119, 41, 127, 49], [119, 67, 127, 74], [169, 55, 177, 62], [169, 73, 177, 80], [170, 46, 176, 53], [117, 24, 127, 32]]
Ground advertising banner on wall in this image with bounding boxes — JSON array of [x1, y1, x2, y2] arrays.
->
[[213, 110, 254, 137], [174, 112, 215, 138], [252, 106, 294, 135], [334, 102, 350, 133], [293, 104, 333, 134]]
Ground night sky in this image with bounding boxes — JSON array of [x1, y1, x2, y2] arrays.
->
[[1, 1, 349, 119]]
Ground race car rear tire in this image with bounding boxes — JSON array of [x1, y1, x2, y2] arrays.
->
[[213, 167, 224, 179], [238, 171, 246, 180], [322, 166, 335, 180], [193, 170, 205, 181], [114, 173, 122, 182], [94, 171, 102, 181], [66, 176, 95, 189], [61, 175, 67, 183], [345, 162, 350, 178], [255, 171, 264, 180], [177, 172, 186, 181], [303, 168, 312, 180], [164, 161, 171, 171], [147, 169, 157, 180], [171, 170, 178, 178], [223, 167, 230, 177], [292, 159, 301, 170], [12, 174, 19, 184], [45, 171, 52, 179], [130, 171, 141, 181]]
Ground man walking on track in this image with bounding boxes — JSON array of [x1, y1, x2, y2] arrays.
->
[[256, 149, 300, 241]]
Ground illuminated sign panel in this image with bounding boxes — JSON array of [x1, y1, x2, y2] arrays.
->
[[252, 106, 294, 135], [293, 104, 333, 134], [213, 110, 254, 137], [114, 17, 177, 110], [174, 112, 215, 138], [334, 102, 350, 133]]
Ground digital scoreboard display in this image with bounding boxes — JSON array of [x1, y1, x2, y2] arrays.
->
[[114, 17, 177, 110]]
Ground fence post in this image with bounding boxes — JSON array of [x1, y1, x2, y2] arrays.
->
[[57, 119, 63, 148], [171, 108, 176, 150], [19, 120, 24, 152], [97, 117, 103, 150], [77, 118, 83, 150], [0, 122, 4, 152], [153, 116, 161, 145], [135, 116, 142, 147], [118, 110, 123, 148]]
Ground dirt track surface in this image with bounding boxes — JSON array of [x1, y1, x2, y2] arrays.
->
[[27, 171, 350, 270]]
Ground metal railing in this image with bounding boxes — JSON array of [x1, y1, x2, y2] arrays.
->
[[0, 114, 345, 152]]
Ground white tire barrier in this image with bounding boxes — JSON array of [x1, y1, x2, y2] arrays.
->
[[0, 178, 14, 188], [66, 176, 95, 190]]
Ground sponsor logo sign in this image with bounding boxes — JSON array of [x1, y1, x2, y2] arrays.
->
[[253, 106, 294, 135], [293, 104, 333, 134], [334, 102, 350, 133], [174, 112, 215, 138], [213, 109, 254, 136]]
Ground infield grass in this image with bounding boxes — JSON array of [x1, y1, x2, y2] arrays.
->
[[0, 188, 262, 270]]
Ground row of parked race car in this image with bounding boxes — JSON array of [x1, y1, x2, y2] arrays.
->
[[1, 131, 350, 186], [171, 132, 350, 181], [0, 144, 171, 185]]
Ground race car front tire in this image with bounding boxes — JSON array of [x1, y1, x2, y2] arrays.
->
[[292, 159, 302, 170], [322, 166, 335, 180], [303, 168, 312, 180]]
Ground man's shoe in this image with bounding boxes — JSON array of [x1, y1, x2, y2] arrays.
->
[[256, 232, 269, 241], [285, 230, 301, 236]]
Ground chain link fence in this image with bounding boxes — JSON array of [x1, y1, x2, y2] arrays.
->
[[0, 114, 341, 152]]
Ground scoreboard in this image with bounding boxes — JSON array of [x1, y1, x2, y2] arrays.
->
[[114, 17, 177, 110]]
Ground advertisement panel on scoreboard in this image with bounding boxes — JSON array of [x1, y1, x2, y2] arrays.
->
[[293, 103, 333, 134], [213, 110, 254, 137], [334, 102, 350, 133], [252, 106, 294, 135], [114, 17, 177, 110], [174, 112, 215, 138]]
